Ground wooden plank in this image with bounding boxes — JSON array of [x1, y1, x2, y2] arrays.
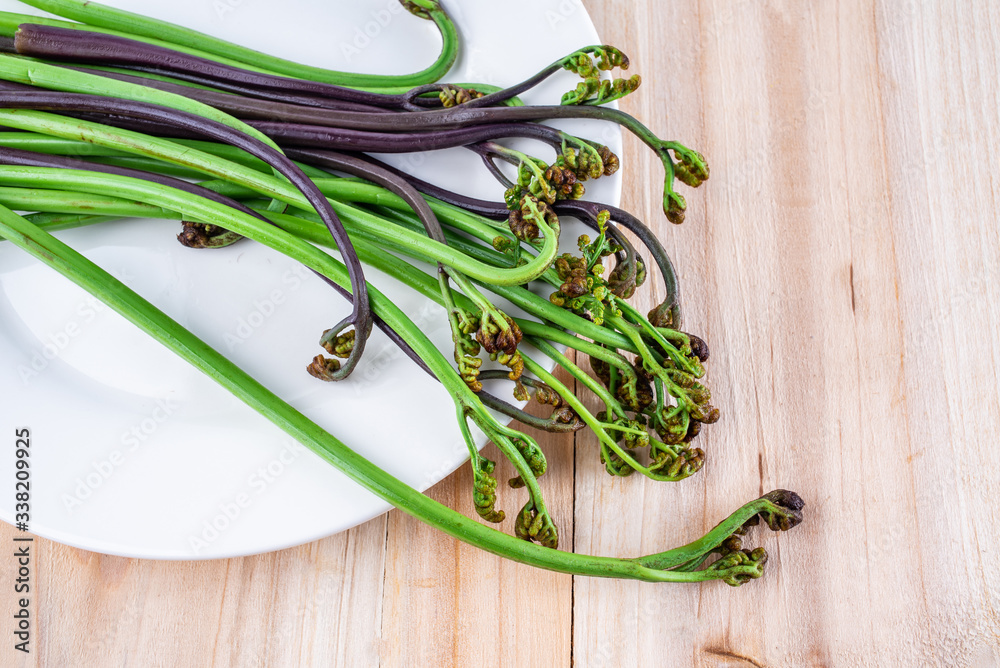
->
[[379, 369, 576, 667], [0, 518, 386, 667], [572, 0, 1000, 666]]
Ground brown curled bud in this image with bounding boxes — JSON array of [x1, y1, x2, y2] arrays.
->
[[533, 384, 564, 407], [720, 535, 743, 554], [666, 197, 686, 225], [306, 355, 341, 382], [560, 275, 589, 299], [507, 208, 539, 242], [682, 420, 702, 443], [438, 85, 484, 107], [686, 333, 710, 361], [608, 260, 638, 298], [543, 165, 583, 200], [647, 301, 679, 329], [695, 406, 720, 424], [552, 254, 589, 300], [595, 45, 629, 70], [597, 145, 619, 176], [177, 221, 243, 249], [550, 406, 580, 425], [756, 490, 806, 532], [476, 315, 523, 356]]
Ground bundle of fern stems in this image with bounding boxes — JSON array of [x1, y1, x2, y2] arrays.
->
[[0, 0, 803, 584]]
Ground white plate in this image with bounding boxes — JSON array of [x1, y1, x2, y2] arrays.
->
[[0, 0, 622, 558]]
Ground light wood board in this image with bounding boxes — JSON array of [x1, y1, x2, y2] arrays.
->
[[2, 0, 999, 665]]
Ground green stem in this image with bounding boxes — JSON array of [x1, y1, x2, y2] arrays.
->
[[11, 0, 459, 88], [23, 211, 115, 232], [633, 498, 780, 570], [0, 131, 135, 158], [0, 202, 795, 583], [0, 186, 176, 219], [0, 133, 327, 179], [268, 194, 557, 287]]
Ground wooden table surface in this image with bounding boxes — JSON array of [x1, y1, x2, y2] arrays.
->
[[3, 1, 1000, 666]]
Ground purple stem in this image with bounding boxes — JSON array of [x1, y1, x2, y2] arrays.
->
[[14, 23, 408, 110], [245, 120, 565, 154], [71, 66, 394, 115]]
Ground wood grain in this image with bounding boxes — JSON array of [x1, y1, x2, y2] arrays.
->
[[3, 0, 1000, 665]]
